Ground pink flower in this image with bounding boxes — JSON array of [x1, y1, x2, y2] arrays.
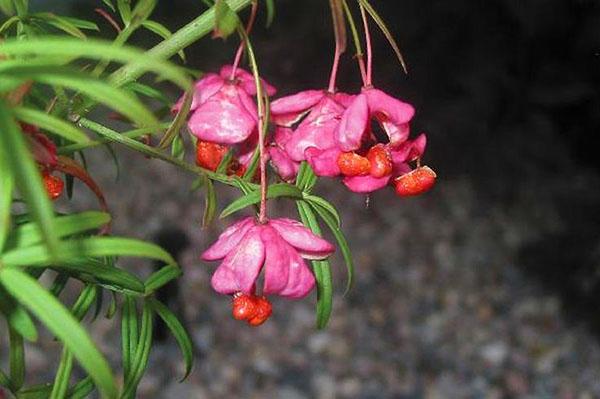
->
[[333, 86, 434, 194], [269, 90, 354, 178], [201, 217, 334, 299], [173, 65, 276, 145], [335, 87, 415, 152]]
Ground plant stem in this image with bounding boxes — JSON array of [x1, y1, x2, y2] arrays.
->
[[327, 44, 342, 93], [342, 0, 367, 85], [230, 0, 258, 80], [76, 117, 257, 189], [109, 0, 253, 87], [360, 4, 373, 86], [240, 30, 268, 223]]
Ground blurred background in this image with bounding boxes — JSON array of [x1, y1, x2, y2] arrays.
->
[[15, 0, 600, 397]]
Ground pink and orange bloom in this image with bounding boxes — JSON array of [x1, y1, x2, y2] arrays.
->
[[173, 65, 276, 177], [201, 217, 335, 326]]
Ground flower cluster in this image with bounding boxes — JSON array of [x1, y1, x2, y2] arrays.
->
[[186, 3, 437, 327]]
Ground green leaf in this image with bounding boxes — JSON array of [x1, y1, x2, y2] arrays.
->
[[32, 13, 87, 39], [0, 286, 38, 341], [12, 106, 90, 143], [297, 200, 333, 329], [121, 300, 153, 398], [0, 0, 15, 16], [358, 0, 407, 73], [0, 16, 19, 34], [50, 348, 74, 399], [144, 265, 182, 294], [0, 153, 13, 251], [117, 0, 132, 25], [171, 134, 185, 160], [131, 0, 156, 25], [9, 327, 25, 391], [310, 201, 354, 295], [213, 0, 240, 39], [52, 259, 145, 294], [68, 376, 94, 398], [59, 16, 99, 31], [265, 0, 275, 27], [148, 298, 193, 380], [121, 296, 138, 382], [2, 66, 159, 128], [0, 37, 190, 89], [0, 268, 118, 398], [6, 211, 111, 249], [0, 101, 60, 258], [295, 161, 317, 193], [102, 0, 116, 12], [124, 81, 170, 104], [2, 236, 176, 267], [142, 20, 185, 61], [220, 183, 303, 218], [159, 87, 192, 149], [0, 369, 11, 391], [304, 194, 340, 227], [203, 177, 217, 227]]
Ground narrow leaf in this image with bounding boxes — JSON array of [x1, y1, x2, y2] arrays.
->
[[311, 202, 354, 294], [203, 177, 217, 227], [0, 286, 38, 341], [220, 183, 303, 218], [213, 0, 239, 39], [0, 268, 118, 398], [148, 298, 193, 380], [145, 265, 182, 294], [142, 20, 185, 61], [0, 153, 13, 251], [9, 327, 25, 391], [0, 101, 60, 258], [12, 106, 90, 144], [358, 0, 407, 73]]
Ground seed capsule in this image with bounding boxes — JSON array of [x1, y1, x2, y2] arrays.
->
[[394, 166, 436, 197], [366, 144, 393, 178], [232, 293, 258, 320], [337, 152, 371, 176], [247, 296, 272, 326], [196, 141, 228, 171], [42, 172, 64, 200]]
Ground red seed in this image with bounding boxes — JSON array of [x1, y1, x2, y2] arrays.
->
[[232, 293, 258, 321], [196, 141, 228, 171], [394, 166, 436, 197], [42, 172, 64, 200], [337, 152, 371, 176], [247, 296, 273, 326], [366, 144, 393, 178]]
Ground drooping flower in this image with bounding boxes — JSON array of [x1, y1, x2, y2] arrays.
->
[[173, 65, 275, 178], [269, 90, 354, 178], [201, 216, 335, 325], [334, 87, 436, 194]]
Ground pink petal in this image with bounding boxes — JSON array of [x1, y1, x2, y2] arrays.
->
[[262, 226, 315, 298], [335, 93, 368, 152], [304, 147, 341, 177], [271, 110, 310, 127], [269, 218, 335, 260], [284, 119, 337, 161], [237, 88, 259, 122], [201, 217, 255, 261], [269, 146, 299, 182], [220, 65, 277, 96], [172, 73, 224, 114], [343, 174, 391, 193], [210, 226, 265, 295], [364, 88, 415, 145], [187, 85, 257, 144], [333, 92, 356, 108], [270, 90, 324, 116]]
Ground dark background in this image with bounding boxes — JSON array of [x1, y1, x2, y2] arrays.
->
[[20, 0, 600, 397]]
